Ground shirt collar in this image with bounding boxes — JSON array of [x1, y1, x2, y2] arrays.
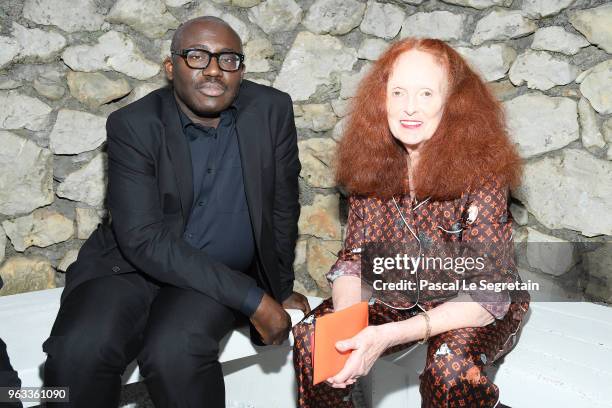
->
[[174, 96, 237, 134]]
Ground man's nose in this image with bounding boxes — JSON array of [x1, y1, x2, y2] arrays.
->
[[202, 56, 222, 77]]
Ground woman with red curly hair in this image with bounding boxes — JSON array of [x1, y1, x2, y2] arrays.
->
[[293, 38, 530, 408]]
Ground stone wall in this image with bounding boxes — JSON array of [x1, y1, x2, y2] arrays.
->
[[0, 0, 611, 302]]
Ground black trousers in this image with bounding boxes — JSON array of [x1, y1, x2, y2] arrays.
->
[[0, 338, 23, 408], [43, 272, 237, 408]]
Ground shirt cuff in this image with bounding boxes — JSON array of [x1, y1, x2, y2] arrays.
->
[[470, 292, 511, 320], [240, 286, 265, 317], [326, 259, 361, 284]]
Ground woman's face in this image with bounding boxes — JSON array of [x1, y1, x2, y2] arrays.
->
[[386, 50, 448, 154]]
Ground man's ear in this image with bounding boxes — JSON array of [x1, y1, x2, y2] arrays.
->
[[163, 57, 174, 81]]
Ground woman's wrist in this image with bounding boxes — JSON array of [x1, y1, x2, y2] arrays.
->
[[379, 315, 430, 348]]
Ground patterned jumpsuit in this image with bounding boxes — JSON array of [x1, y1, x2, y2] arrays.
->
[[293, 176, 530, 408]]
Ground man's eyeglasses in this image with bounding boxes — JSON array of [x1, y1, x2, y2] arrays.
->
[[171, 48, 245, 72]]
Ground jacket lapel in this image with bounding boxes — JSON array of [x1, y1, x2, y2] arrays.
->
[[234, 85, 263, 242], [160, 88, 194, 223]]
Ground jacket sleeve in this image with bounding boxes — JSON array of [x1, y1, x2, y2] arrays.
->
[[326, 195, 366, 284], [272, 95, 301, 301], [106, 112, 258, 314], [461, 176, 515, 320]]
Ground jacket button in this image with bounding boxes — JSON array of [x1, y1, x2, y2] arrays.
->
[[112, 266, 121, 272]]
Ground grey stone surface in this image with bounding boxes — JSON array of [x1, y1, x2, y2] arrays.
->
[[244, 37, 274, 73], [0, 226, 6, 264], [332, 115, 349, 141], [569, 4, 612, 53], [0, 36, 20, 69], [33, 76, 65, 100], [49, 110, 107, 155], [232, 0, 261, 6], [471, 9, 537, 45], [340, 64, 371, 99], [510, 202, 528, 225], [504, 92, 578, 158], [509, 50, 579, 91], [165, 0, 192, 6], [514, 149, 612, 237], [522, 0, 574, 18], [489, 80, 520, 100], [302, 0, 366, 35], [76, 207, 102, 239], [107, 0, 180, 38], [57, 249, 79, 272], [298, 194, 341, 240], [584, 245, 612, 302], [57, 153, 107, 207], [307, 237, 341, 295], [331, 98, 352, 117], [22, 0, 106, 32], [223, 13, 252, 43], [274, 32, 357, 101], [0, 91, 52, 131], [531, 26, 589, 56], [295, 104, 337, 131], [441, 0, 511, 9], [578, 98, 605, 152], [578, 59, 612, 115], [357, 38, 388, 61], [11, 22, 66, 62], [67, 72, 132, 109], [247, 0, 303, 34], [298, 137, 337, 188], [2, 208, 74, 252], [117, 82, 165, 107], [62, 31, 160, 80], [0, 132, 53, 216], [360, 1, 405, 40], [604, 118, 612, 144], [400, 11, 466, 41], [0, 77, 21, 90], [456, 44, 516, 82], [525, 228, 577, 276], [0, 256, 56, 296]]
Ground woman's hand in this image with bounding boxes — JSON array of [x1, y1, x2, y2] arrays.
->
[[326, 325, 390, 388]]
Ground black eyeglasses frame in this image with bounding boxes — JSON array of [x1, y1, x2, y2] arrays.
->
[[171, 48, 245, 72]]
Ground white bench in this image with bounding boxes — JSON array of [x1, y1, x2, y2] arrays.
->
[[2, 288, 612, 407], [366, 301, 612, 408], [0, 288, 322, 407]]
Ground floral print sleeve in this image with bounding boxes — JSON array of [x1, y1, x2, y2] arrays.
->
[[325, 195, 367, 284]]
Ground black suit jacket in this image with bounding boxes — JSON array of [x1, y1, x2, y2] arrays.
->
[[64, 81, 301, 313]]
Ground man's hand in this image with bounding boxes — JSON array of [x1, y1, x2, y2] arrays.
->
[[282, 291, 311, 315], [250, 293, 291, 345]]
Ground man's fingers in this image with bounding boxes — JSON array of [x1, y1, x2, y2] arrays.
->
[[300, 300, 311, 315]]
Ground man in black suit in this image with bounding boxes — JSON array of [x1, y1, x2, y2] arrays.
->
[[43, 16, 310, 407]]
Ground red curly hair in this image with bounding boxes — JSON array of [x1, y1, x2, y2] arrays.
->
[[335, 38, 521, 201]]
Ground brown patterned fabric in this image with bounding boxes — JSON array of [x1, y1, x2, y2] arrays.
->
[[293, 298, 529, 408], [326, 175, 529, 319], [293, 175, 530, 407]]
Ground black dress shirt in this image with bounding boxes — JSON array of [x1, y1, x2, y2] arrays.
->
[[177, 102, 264, 317]]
